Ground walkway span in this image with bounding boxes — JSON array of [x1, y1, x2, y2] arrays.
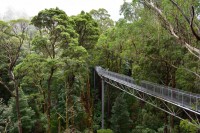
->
[[95, 66, 200, 128]]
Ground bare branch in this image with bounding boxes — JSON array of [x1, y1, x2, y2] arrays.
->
[[144, 0, 200, 59], [148, 55, 200, 79], [169, 0, 200, 41], [0, 80, 16, 97], [190, 6, 200, 41], [169, 0, 190, 23]]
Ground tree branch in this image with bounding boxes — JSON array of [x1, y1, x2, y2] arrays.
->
[[169, 0, 190, 23], [190, 6, 200, 41], [169, 0, 200, 41], [148, 55, 200, 79], [0, 80, 16, 97], [143, 0, 200, 59]]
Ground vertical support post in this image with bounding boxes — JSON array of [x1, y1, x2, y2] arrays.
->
[[182, 92, 183, 105], [171, 89, 173, 100], [102, 79, 105, 129], [189, 93, 191, 106], [196, 97, 198, 111], [94, 68, 95, 90]]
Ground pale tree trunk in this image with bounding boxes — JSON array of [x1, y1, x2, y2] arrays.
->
[[143, 0, 200, 60], [4, 118, 10, 133]]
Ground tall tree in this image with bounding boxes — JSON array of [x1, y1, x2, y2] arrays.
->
[[110, 94, 133, 133], [90, 8, 114, 33], [0, 19, 29, 133], [31, 7, 78, 132], [72, 11, 99, 50], [7, 90, 35, 133], [134, 0, 200, 61]]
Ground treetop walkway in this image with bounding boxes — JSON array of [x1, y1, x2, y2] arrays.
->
[[95, 66, 200, 128]]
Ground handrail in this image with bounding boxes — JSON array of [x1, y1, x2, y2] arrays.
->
[[95, 66, 200, 112]]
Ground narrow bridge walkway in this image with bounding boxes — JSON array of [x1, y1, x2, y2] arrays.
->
[[95, 66, 200, 128]]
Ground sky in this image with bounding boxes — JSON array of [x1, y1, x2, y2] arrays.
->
[[0, 0, 132, 21]]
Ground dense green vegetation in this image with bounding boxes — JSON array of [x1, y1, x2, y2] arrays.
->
[[0, 0, 200, 133]]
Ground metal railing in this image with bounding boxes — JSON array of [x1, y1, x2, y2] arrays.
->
[[96, 66, 200, 112]]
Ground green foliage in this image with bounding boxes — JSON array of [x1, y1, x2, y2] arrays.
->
[[72, 11, 99, 50], [31, 7, 66, 29], [0, 98, 10, 132], [132, 126, 156, 133], [97, 129, 113, 133], [120, 1, 142, 21], [90, 8, 114, 33], [31, 7, 78, 50], [1, 1, 200, 132], [8, 90, 35, 133], [135, 108, 163, 132], [180, 120, 198, 133], [93, 100, 102, 130], [110, 94, 133, 133]]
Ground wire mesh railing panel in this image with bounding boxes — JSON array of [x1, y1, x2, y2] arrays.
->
[[146, 84, 152, 92], [163, 88, 169, 98], [197, 99, 200, 110], [182, 94, 191, 107]]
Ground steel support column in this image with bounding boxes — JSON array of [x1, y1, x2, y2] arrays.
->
[[94, 68, 96, 90], [95, 66, 200, 128], [101, 79, 105, 129]]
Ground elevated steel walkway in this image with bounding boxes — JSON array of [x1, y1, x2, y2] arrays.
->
[[95, 66, 200, 128]]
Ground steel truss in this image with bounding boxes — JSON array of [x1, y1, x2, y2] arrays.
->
[[102, 76, 200, 128]]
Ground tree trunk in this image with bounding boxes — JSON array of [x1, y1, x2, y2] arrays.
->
[[164, 112, 168, 133], [47, 88, 51, 133], [58, 117, 61, 133], [170, 115, 174, 131], [86, 77, 92, 128], [10, 69, 22, 133], [47, 68, 54, 133], [107, 86, 111, 127], [66, 80, 69, 130], [15, 86, 23, 133], [170, 70, 176, 131], [43, 91, 46, 113], [66, 95, 69, 130], [164, 64, 170, 133]]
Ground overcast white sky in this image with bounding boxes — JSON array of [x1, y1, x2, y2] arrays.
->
[[0, 0, 132, 21]]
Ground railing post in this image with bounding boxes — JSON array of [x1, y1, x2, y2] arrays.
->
[[171, 89, 173, 100], [189, 93, 191, 106], [196, 97, 198, 111], [94, 68, 95, 90], [182, 92, 183, 106], [101, 79, 105, 129], [168, 88, 169, 98]]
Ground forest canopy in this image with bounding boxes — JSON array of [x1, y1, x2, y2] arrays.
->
[[0, 0, 200, 133]]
